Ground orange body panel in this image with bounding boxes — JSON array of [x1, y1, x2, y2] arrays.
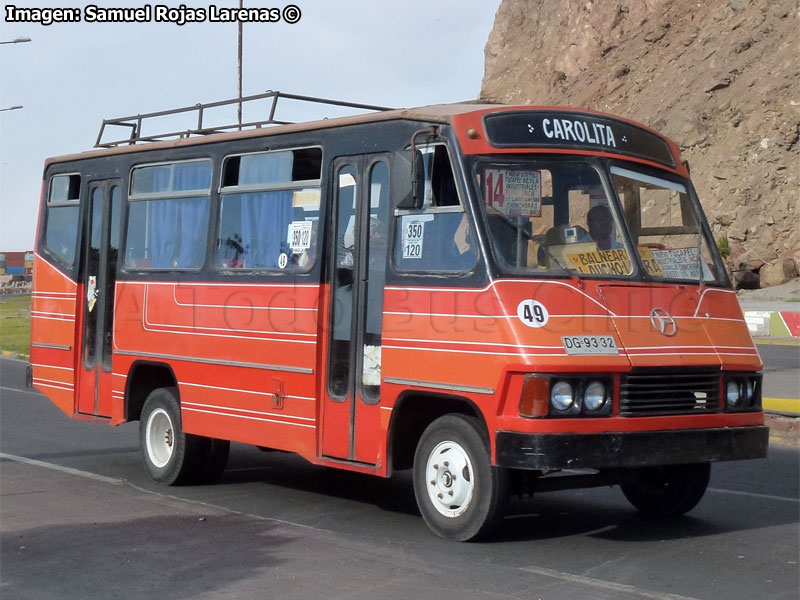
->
[[30, 254, 78, 416], [113, 280, 324, 458]]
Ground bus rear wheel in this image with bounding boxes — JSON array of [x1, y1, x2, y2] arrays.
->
[[413, 414, 508, 541], [139, 387, 229, 485], [621, 463, 711, 517]]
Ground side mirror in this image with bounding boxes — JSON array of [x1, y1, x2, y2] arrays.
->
[[397, 150, 425, 210], [397, 125, 440, 210]]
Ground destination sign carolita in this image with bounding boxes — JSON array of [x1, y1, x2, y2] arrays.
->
[[483, 111, 675, 168]]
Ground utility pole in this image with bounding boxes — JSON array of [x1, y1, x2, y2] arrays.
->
[[237, 0, 243, 129]]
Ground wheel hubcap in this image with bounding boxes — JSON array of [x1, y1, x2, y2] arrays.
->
[[146, 408, 174, 468], [425, 440, 474, 518]]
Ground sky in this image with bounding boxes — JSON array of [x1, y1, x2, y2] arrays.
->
[[0, 0, 502, 251]]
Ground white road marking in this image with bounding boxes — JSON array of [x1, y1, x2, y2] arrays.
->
[[0, 452, 124, 485], [0, 386, 43, 397], [708, 487, 800, 503], [519, 564, 700, 600]]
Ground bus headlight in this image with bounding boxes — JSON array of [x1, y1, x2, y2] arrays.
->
[[726, 380, 741, 408], [724, 374, 762, 411], [550, 380, 575, 412], [519, 375, 613, 418], [584, 380, 608, 412], [745, 378, 755, 403]]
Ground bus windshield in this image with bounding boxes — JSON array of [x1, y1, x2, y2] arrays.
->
[[475, 158, 725, 284]]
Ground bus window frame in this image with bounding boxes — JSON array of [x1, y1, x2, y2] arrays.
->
[[468, 154, 644, 281], [214, 146, 324, 275], [218, 146, 323, 193], [606, 158, 731, 288], [42, 171, 83, 270], [122, 157, 214, 273], [390, 142, 481, 277]]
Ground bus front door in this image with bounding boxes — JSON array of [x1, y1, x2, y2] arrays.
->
[[76, 181, 121, 417], [322, 156, 390, 464]]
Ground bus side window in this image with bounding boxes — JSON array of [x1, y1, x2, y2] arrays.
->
[[43, 174, 81, 266], [216, 148, 322, 271], [124, 160, 212, 270], [394, 145, 477, 273]]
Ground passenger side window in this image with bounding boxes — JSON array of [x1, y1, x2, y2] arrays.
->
[[394, 145, 477, 272], [124, 160, 212, 270], [216, 148, 322, 271], [44, 174, 81, 266]]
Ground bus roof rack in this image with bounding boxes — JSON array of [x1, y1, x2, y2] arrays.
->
[[94, 90, 395, 148]]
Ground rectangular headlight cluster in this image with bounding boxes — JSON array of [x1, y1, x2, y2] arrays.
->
[[519, 374, 613, 418], [723, 373, 762, 412]]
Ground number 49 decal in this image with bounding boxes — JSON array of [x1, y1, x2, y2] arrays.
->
[[517, 299, 549, 328]]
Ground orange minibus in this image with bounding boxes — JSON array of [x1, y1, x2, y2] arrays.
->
[[29, 92, 767, 540]]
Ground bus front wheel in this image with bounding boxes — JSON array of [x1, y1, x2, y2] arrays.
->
[[413, 414, 508, 541], [139, 387, 229, 485], [621, 462, 711, 517]]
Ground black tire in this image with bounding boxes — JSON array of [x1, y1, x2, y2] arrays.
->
[[139, 387, 228, 485], [621, 463, 711, 517], [413, 414, 508, 541]]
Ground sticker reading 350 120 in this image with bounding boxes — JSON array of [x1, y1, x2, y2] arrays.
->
[[562, 335, 619, 355]]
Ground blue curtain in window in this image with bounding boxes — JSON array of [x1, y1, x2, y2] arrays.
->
[[238, 152, 294, 268], [239, 151, 292, 185], [150, 197, 179, 268], [173, 161, 212, 191], [177, 197, 209, 267], [148, 162, 211, 268], [240, 192, 293, 268]]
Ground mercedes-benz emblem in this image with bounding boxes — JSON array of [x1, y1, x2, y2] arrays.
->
[[650, 307, 677, 337]]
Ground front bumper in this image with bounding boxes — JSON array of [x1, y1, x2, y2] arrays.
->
[[496, 426, 769, 470]]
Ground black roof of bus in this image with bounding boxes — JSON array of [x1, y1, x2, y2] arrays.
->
[[45, 95, 677, 169]]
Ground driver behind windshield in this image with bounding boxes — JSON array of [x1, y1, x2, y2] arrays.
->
[[586, 204, 623, 250]]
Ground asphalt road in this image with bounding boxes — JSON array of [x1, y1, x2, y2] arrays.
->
[[757, 340, 800, 402], [1, 355, 798, 600]]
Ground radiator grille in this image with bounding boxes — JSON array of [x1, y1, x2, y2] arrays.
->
[[620, 367, 721, 416]]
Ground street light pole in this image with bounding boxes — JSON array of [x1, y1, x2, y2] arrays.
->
[[1, 38, 30, 113], [0, 37, 31, 45]]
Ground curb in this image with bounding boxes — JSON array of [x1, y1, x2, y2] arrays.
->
[[763, 398, 800, 417], [743, 310, 800, 337]]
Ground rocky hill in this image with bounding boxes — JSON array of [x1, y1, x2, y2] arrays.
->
[[480, 0, 799, 287]]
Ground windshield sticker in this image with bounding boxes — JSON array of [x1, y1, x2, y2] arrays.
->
[[637, 247, 666, 277], [288, 220, 313, 254], [402, 217, 426, 259], [484, 169, 541, 217], [567, 249, 632, 276], [650, 247, 712, 280], [566, 247, 672, 277], [277, 253, 288, 269], [517, 299, 549, 328]]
